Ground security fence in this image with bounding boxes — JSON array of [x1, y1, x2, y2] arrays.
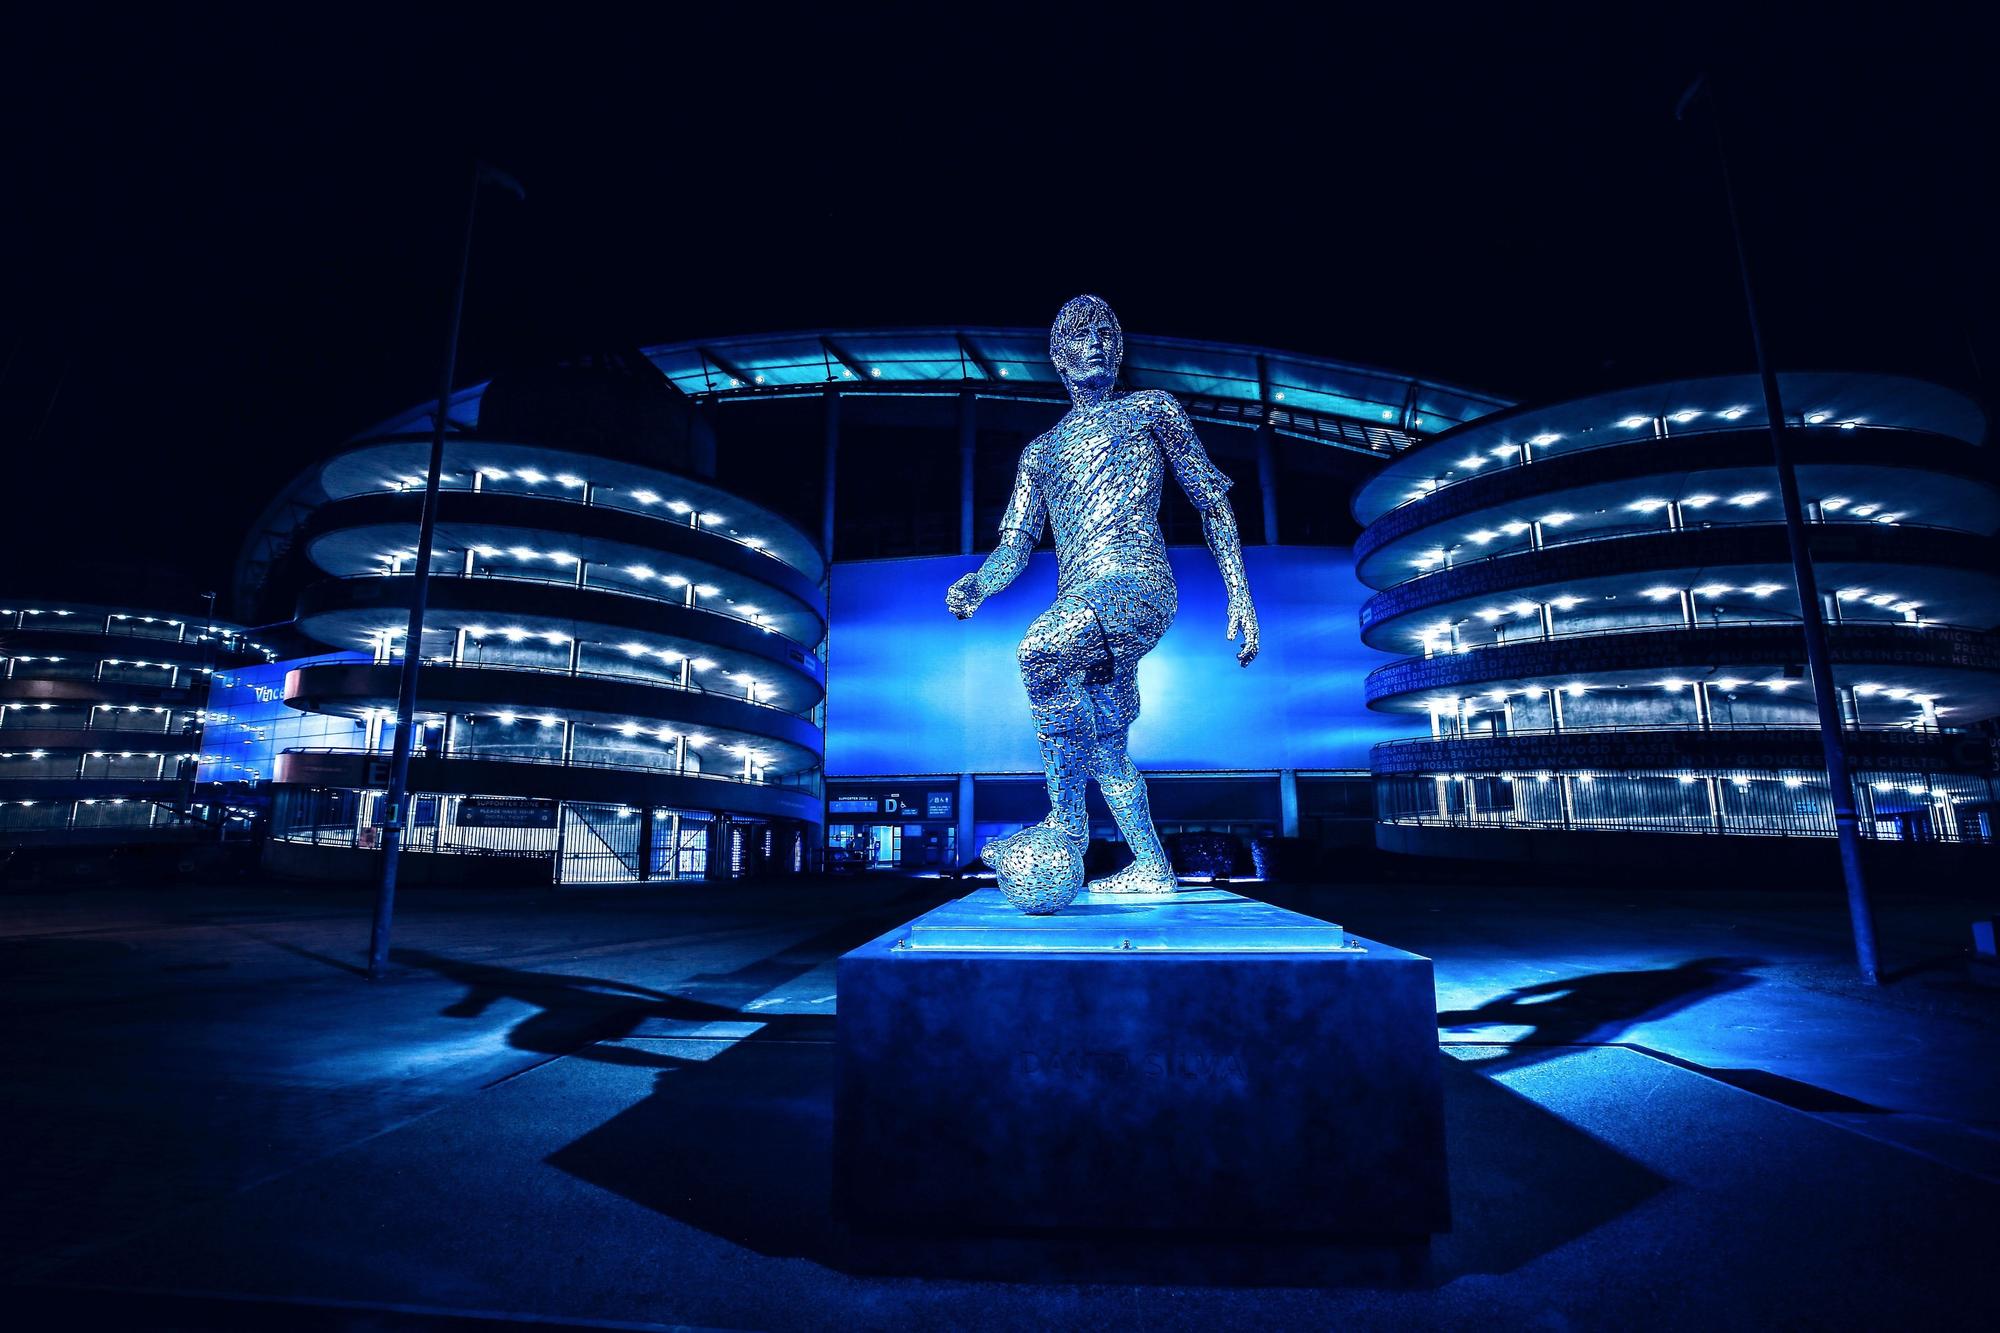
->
[[1375, 767, 1999, 842], [270, 785, 806, 884]]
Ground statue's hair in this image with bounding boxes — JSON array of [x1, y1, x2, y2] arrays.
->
[[1048, 294, 1122, 366]]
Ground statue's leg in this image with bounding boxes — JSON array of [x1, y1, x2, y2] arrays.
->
[[1083, 664, 1178, 894], [984, 598, 1102, 862]]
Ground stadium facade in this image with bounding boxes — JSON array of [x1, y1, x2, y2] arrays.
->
[[0, 600, 272, 840], [1354, 373, 2000, 860]]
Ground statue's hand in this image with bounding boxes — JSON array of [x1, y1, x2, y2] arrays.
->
[[1226, 593, 1260, 667], [946, 572, 985, 620]]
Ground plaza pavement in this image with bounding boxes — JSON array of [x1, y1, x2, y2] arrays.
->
[[4, 871, 1997, 1329]]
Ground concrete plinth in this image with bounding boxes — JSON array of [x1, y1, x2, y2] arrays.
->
[[836, 887, 1448, 1235]]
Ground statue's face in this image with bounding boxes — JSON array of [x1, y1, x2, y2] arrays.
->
[[1049, 296, 1123, 393]]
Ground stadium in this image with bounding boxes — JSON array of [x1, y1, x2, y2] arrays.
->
[[12, 333, 1982, 885]]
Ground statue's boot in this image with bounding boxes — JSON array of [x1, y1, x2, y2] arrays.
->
[[1087, 755, 1179, 895]]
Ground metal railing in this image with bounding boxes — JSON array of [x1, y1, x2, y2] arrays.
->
[[291, 652, 819, 717], [1381, 420, 1971, 513], [361, 480, 812, 577], [331, 568, 822, 661], [1387, 613, 1986, 658], [280, 745, 823, 792], [1372, 720, 1969, 744], [1378, 511, 1980, 591]]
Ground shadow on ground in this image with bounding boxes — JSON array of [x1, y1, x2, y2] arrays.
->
[[362, 936, 1663, 1290], [1437, 957, 1764, 1071]]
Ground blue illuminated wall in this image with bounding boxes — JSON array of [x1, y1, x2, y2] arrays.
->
[[828, 547, 1399, 776], [197, 654, 372, 785]]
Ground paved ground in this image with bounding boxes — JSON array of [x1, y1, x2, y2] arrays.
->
[[3, 872, 1998, 1329]]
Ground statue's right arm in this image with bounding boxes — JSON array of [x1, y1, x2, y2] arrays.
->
[[948, 446, 1045, 618], [947, 526, 1035, 618]]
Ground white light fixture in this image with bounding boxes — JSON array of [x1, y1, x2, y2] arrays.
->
[[1617, 416, 1649, 429]]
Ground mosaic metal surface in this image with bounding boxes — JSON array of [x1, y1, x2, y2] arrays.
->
[[947, 296, 1261, 912]]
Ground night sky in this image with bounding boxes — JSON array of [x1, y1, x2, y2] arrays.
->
[[3, 7, 1991, 612]]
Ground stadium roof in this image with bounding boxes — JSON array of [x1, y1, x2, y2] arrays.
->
[[365, 327, 1511, 457]]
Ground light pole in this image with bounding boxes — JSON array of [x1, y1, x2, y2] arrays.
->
[[1679, 76, 1880, 984], [368, 161, 523, 981]]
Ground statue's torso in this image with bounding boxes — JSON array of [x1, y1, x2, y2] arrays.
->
[[1028, 395, 1173, 610]]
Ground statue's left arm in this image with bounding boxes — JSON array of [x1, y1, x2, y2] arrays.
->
[[1150, 392, 1260, 666]]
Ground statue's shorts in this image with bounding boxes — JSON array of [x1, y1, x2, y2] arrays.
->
[[1019, 571, 1175, 738]]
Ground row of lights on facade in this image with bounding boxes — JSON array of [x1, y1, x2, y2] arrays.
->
[[1404, 405, 1862, 504], [378, 548, 760, 622], [378, 466, 779, 556], [1409, 489, 1913, 573]]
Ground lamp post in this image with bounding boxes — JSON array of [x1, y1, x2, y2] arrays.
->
[[1679, 76, 1880, 984], [367, 161, 523, 981]]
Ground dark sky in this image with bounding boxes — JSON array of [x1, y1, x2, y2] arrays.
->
[[3, 7, 1992, 607]]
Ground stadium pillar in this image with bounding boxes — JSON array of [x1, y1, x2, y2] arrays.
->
[[958, 390, 977, 555], [956, 772, 975, 873], [1279, 769, 1299, 838], [1256, 423, 1282, 544], [690, 403, 718, 480], [821, 388, 840, 563]]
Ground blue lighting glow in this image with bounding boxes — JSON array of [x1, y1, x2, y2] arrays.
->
[[196, 655, 372, 785], [827, 547, 1400, 775]]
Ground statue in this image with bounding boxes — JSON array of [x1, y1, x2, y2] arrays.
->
[[947, 295, 1261, 914]]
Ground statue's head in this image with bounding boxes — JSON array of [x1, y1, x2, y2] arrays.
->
[[1048, 294, 1123, 399]]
